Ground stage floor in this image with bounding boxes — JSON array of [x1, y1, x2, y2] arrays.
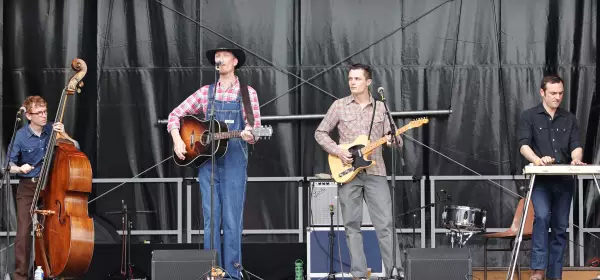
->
[[85, 243, 600, 280]]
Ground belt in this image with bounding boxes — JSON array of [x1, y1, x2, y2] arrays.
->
[[22, 177, 39, 183]]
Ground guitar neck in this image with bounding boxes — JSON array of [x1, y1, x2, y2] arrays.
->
[[214, 130, 244, 140], [361, 125, 410, 155]]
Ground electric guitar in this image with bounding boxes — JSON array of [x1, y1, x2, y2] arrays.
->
[[328, 118, 429, 183], [173, 115, 273, 168]]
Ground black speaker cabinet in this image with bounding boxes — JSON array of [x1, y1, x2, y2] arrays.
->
[[151, 249, 218, 280], [405, 248, 472, 280]]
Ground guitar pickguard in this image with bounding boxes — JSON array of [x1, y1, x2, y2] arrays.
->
[[349, 144, 371, 169]]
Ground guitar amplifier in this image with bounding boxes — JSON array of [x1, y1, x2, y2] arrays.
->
[[151, 249, 219, 280], [309, 180, 372, 226], [307, 227, 384, 279]]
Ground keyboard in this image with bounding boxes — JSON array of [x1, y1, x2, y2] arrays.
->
[[523, 164, 600, 175]]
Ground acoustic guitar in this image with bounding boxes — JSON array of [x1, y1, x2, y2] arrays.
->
[[173, 115, 273, 168], [328, 118, 429, 183]]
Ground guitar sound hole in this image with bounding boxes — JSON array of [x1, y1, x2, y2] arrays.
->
[[200, 132, 211, 146]]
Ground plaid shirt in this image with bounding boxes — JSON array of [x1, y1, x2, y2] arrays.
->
[[315, 95, 403, 176], [167, 77, 261, 133]]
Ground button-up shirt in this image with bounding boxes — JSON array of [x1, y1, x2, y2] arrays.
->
[[8, 124, 53, 178], [315, 95, 403, 176], [517, 103, 581, 164], [167, 77, 261, 133]]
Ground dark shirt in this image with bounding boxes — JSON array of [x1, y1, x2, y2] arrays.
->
[[517, 103, 581, 164], [8, 124, 54, 178]]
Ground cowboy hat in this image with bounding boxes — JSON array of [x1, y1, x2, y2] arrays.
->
[[205, 45, 246, 69]]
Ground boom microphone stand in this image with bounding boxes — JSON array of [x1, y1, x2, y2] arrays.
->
[[378, 87, 403, 279], [106, 200, 151, 280], [396, 190, 452, 249], [2, 108, 23, 279]]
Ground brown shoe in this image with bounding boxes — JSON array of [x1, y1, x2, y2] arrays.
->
[[529, 270, 544, 280]]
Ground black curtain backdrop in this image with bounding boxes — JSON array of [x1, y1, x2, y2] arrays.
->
[[0, 0, 597, 268]]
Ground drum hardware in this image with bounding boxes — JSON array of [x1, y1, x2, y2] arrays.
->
[[441, 205, 487, 248], [447, 231, 475, 248]]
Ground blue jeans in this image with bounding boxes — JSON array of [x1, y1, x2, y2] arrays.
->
[[199, 139, 248, 279], [530, 177, 574, 278]]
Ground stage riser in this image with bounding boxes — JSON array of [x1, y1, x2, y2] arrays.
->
[[473, 269, 600, 280], [82, 243, 600, 280]]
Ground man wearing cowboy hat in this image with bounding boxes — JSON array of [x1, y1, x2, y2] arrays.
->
[[167, 44, 261, 279]]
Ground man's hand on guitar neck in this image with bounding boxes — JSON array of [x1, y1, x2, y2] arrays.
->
[[241, 125, 256, 144], [337, 145, 353, 165]]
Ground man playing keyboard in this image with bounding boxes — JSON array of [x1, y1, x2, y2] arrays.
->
[[517, 75, 586, 280]]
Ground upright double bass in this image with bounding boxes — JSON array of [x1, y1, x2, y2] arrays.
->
[[30, 58, 94, 278]]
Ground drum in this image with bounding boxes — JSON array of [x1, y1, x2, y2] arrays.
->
[[441, 205, 486, 232]]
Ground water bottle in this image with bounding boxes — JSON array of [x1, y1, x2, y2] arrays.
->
[[34, 266, 44, 280], [295, 259, 304, 280]]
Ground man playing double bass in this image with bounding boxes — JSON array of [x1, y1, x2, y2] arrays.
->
[[7, 96, 79, 280]]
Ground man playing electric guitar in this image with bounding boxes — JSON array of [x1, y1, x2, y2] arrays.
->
[[315, 63, 404, 279], [167, 44, 261, 280]]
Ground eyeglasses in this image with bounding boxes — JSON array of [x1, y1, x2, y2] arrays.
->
[[28, 110, 47, 116]]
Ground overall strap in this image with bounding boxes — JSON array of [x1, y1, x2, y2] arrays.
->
[[208, 84, 216, 100], [239, 81, 255, 127]]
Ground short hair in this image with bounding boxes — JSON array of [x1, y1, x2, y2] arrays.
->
[[23, 96, 47, 113], [540, 75, 564, 91], [349, 63, 372, 80]]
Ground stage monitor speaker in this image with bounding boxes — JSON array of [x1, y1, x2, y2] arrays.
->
[[405, 248, 472, 280], [151, 249, 218, 280]]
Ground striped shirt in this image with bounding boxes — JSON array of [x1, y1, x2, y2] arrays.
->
[[315, 95, 402, 176]]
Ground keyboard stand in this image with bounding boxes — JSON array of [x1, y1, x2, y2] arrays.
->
[[505, 171, 600, 280]]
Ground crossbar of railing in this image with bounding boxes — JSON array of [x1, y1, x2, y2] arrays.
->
[[157, 109, 452, 124]]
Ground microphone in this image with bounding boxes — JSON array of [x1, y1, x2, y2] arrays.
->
[[377, 87, 385, 101], [16, 107, 26, 122], [215, 60, 223, 70], [329, 204, 334, 213]]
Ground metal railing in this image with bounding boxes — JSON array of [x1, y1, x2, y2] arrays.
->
[[185, 176, 305, 243], [2, 175, 596, 267]]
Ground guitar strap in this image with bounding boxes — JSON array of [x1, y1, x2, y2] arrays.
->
[[208, 81, 255, 128], [367, 96, 377, 141], [239, 82, 255, 127]]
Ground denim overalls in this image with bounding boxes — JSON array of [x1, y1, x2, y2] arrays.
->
[[198, 84, 249, 279]]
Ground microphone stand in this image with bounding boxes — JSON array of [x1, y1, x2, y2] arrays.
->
[[327, 205, 336, 280], [2, 110, 23, 279], [106, 200, 152, 280], [234, 263, 264, 280], [207, 63, 219, 267], [379, 91, 403, 279]]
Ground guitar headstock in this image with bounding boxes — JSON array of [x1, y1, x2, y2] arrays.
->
[[251, 125, 273, 139], [408, 117, 429, 128]]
